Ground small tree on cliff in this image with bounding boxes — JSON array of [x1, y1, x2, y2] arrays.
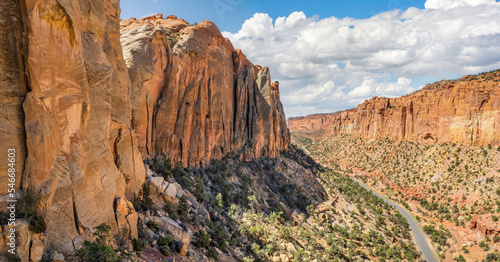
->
[[133, 183, 154, 211]]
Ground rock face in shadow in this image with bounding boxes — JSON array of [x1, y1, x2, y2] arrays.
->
[[0, 0, 28, 198], [0, 4, 290, 258], [121, 14, 290, 166], [288, 75, 500, 146]]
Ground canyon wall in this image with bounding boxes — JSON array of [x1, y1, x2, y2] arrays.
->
[[0, 1, 290, 258], [19, 0, 146, 254], [288, 75, 500, 146], [121, 14, 290, 166]]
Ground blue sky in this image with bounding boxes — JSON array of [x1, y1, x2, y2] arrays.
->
[[121, 0, 427, 32], [121, 0, 500, 117]]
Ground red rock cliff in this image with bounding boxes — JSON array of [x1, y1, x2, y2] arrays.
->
[[288, 74, 500, 146], [121, 14, 290, 166], [0, 3, 290, 257], [12, 0, 146, 254]]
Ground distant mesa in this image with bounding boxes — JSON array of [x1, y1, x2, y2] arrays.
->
[[288, 70, 500, 146]]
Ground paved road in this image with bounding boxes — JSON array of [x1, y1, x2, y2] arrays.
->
[[352, 179, 437, 262]]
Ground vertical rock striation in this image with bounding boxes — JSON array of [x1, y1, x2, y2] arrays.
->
[[121, 14, 290, 167], [0, 0, 28, 199], [0, 5, 290, 257], [17, 0, 145, 254]]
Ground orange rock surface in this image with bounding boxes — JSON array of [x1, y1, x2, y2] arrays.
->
[[288, 75, 500, 146], [20, 0, 146, 254], [121, 15, 290, 166], [0, 3, 290, 257]]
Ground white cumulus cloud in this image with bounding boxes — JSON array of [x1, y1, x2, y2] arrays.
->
[[223, 0, 500, 117]]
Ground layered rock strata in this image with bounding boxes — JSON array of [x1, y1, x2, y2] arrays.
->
[[288, 76, 500, 146]]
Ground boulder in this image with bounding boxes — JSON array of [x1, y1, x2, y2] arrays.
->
[[114, 197, 139, 239], [188, 197, 200, 209], [180, 244, 188, 256], [14, 220, 31, 262], [52, 252, 65, 262], [198, 206, 211, 221], [173, 183, 185, 198], [149, 177, 169, 196], [215, 247, 237, 262], [145, 217, 191, 246], [30, 237, 46, 262], [72, 235, 85, 252], [162, 183, 177, 201], [286, 243, 296, 254]]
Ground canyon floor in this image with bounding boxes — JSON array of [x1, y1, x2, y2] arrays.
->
[[292, 132, 500, 262], [116, 146, 425, 262]]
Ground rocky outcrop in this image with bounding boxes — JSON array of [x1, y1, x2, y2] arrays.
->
[[121, 14, 290, 166], [469, 215, 500, 237], [0, 3, 290, 259], [288, 74, 500, 146]]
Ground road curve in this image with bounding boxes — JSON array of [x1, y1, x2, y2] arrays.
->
[[352, 179, 437, 262]]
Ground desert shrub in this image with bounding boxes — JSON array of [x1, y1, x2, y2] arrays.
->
[[206, 247, 217, 259], [172, 163, 192, 188], [194, 177, 207, 203], [134, 183, 153, 211], [169, 37, 180, 48], [164, 202, 179, 220], [306, 205, 316, 217], [29, 215, 46, 234], [132, 238, 142, 252], [228, 204, 238, 217], [210, 223, 229, 252], [146, 220, 160, 231], [194, 229, 211, 249], [485, 252, 500, 262], [158, 245, 172, 256], [18, 191, 47, 233], [493, 235, 500, 243], [293, 248, 307, 262], [114, 227, 131, 256], [480, 240, 490, 251], [18, 190, 40, 217], [157, 235, 175, 256], [148, 156, 173, 179], [279, 226, 291, 240], [158, 235, 174, 246], [178, 195, 190, 218], [76, 223, 118, 262]]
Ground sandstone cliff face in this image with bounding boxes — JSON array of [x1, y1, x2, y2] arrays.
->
[[1, 0, 146, 255], [0, 0, 28, 197], [0, 4, 290, 258], [22, 0, 147, 254], [288, 75, 500, 146], [121, 14, 290, 166]]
